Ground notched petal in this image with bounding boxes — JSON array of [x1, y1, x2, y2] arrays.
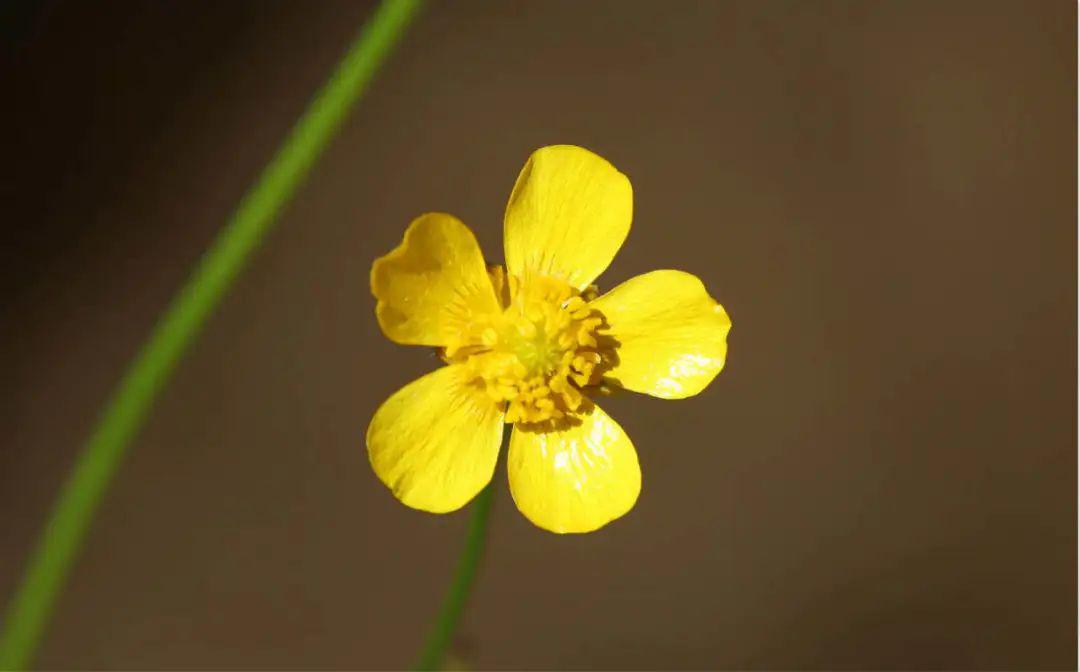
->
[[372, 213, 500, 347]]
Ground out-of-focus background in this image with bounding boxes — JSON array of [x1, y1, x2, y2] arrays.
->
[[2, 1, 1076, 669]]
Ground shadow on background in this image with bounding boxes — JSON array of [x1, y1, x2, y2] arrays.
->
[[2, 1, 1076, 669]]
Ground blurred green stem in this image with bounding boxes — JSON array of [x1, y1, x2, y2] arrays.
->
[[413, 426, 506, 671], [0, 0, 423, 668]]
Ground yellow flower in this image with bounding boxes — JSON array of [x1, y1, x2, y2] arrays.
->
[[367, 145, 731, 533]]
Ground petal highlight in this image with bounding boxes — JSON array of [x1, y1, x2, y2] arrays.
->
[[504, 145, 632, 291], [372, 213, 500, 347], [590, 270, 731, 399], [508, 405, 640, 533], [367, 366, 505, 513]]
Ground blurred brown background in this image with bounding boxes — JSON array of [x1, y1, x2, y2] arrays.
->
[[2, 1, 1076, 669]]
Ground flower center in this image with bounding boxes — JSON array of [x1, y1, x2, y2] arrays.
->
[[445, 273, 612, 425]]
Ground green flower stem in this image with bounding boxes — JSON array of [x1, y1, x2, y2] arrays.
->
[[413, 426, 507, 671], [0, 1, 423, 668]]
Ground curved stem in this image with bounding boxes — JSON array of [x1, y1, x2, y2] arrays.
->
[[413, 427, 507, 671], [0, 1, 423, 668]]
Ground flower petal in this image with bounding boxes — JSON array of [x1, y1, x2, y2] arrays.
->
[[590, 270, 731, 399], [504, 145, 633, 291], [367, 365, 505, 513], [372, 213, 500, 347], [507, 404, 640, 533]]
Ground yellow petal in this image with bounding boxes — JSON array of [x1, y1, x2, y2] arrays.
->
[[372, 213, 500, 347], [507, 404, 640, 533], [367, 365, 505, 513], [590, 270, 731, 399], [503, 145, 633, 291]]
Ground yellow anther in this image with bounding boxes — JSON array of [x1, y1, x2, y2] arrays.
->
[[446, 269, 614, 425], [563, 296, 585, 312]]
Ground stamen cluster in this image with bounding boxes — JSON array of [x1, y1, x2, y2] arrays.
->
[[445, 273, 611, 424]]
